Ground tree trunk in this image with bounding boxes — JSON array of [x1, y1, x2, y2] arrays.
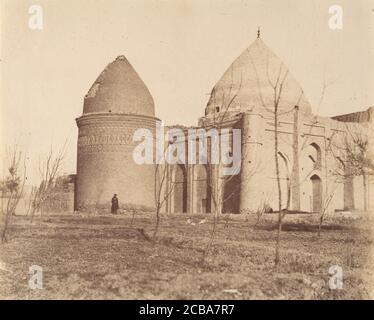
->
[[153, 204, 161, 239], [317, 216, 322, 237], [363, 174, 368, 212], [202, 164, 220, 264], [274, 108, 283, 267]]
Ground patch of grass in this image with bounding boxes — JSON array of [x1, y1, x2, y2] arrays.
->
[[0, 212, 373, 299]]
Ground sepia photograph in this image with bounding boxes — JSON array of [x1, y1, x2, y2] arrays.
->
[[1, 0, 374, 305]]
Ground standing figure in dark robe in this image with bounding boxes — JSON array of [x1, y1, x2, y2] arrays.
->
[[111, 194, 119, 214]]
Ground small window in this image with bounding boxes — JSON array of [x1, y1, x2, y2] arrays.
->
[[216, 106, 220, 113]]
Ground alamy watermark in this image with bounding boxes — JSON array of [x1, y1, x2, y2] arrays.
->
[[328, 5, 343, 30], [328, 265, 343, 290], [28, 265, 43, 289], [28, 5, 43, 30], [132, 121, 242, 176]]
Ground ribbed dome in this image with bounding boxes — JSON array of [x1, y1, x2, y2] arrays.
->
[[83, 55, 155, 116], [205, 38, 312, 115]]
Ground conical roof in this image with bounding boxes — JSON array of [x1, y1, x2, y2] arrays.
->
[[205, 38, 312, 115], [83, 56, 155, 116]]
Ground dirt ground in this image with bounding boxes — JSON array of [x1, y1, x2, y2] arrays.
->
[[0, 212, 373, 300]]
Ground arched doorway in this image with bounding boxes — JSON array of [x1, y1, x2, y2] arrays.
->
[[193, 165, 211, 213], [310, 174, 322, 213], [173, 164, 188, 213]]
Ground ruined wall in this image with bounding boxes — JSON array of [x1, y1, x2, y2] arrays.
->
[[45, 174, 75, 212]]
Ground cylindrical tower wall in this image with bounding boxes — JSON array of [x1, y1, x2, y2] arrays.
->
[[75, 113, 157, 211]]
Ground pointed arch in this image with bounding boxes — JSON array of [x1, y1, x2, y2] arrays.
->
[[309, 142, 322, 170], [173, 164, 188, 213], [310, 174, 322, 213], [277, 151, 291, 210], [193, 164, 211, 213]]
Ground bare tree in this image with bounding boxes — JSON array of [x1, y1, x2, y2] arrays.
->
[[271, 69, 292, 267], [24, 186, 37, 217], [330, 124, 374, 211], [29, 142, 67, 222], [315, 129, 342, 236], [344, 125, 373, 213], [254, 58, 293, 266], [200, 74, 260, 263], [317, 188, 335, 237], [248, 47, 337, 267], [152, 158, 176, 239], [133, 129, 178, 241], [253, 199, 271, 228], [1, 145, 27, 243], [248, 49, 307, 267]]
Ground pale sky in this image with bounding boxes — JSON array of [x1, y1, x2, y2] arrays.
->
[[1, 0, 374, 184]]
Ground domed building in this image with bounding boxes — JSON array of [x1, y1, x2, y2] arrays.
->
[[75, 35, 373, 214], [205, 37, 312, 116], [75, 56, 158, 211], [165, 35, 373, 214]]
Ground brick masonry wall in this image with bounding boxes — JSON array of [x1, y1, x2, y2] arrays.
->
[[75, 113, 157, 212]]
